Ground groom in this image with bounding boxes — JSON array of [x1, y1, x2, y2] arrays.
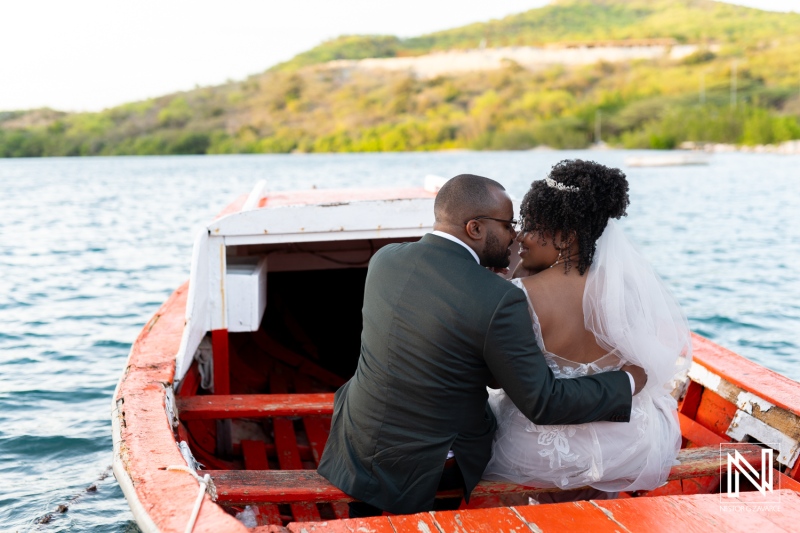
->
[[317, 174, 644, 516]]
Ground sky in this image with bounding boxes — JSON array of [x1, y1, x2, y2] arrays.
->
[[1, 0, 797, 113]]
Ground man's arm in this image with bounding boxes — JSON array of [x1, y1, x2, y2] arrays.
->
[[483, 287, 632, 425]]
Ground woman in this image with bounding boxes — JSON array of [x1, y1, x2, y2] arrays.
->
[[483, 159, 692, 495]]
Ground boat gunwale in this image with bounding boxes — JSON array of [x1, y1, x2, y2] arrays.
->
[[112, 282, 248, 533], [111, 393, 160, 533], [690, 333, 800, 418]]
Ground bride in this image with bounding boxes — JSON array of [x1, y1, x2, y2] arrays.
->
[[483, 159, 692, 495]]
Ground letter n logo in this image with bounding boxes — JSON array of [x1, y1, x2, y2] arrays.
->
[[726, 447, 773, 497]]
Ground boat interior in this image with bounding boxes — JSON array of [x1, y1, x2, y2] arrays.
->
[[171, 236, 800, 529], [176, 238, 404, 524]]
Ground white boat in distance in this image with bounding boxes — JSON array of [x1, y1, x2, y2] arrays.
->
[[625, 153, 710, 167]]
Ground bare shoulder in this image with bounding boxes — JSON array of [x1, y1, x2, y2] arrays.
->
[[519, 271, 585, 320], [518, 274, 553, 302]]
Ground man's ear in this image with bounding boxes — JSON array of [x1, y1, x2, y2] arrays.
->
[[464, 220, 483, 240]]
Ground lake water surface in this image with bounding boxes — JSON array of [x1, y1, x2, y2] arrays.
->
[[1, 151, 798, 531]]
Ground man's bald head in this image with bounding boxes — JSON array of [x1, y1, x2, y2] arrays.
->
[[434, 174, 506, 226]]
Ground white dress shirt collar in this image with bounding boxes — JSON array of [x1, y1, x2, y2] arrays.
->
[[430, 231, 480, 264]]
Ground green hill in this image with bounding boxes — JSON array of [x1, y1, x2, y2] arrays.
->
[[3, 0, 800, 156], [277, 0, 800, 70]]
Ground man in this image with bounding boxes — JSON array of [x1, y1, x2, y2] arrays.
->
[[318, 174, 645, 516]]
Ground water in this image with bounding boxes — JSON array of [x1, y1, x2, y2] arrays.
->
[[0, 151, 798, 531]]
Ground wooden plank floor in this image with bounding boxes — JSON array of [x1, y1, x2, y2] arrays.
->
[[294, 373, 349, 520], [241, 440, 282, 526], [282, 490, 800, 533], [183, 334, 346, 526], [270, 369, 321, 523]]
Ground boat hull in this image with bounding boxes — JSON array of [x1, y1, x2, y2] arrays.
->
[[114, 278, 800, 531], [112, 284, 247, 532], [113, 185, 800, 532]]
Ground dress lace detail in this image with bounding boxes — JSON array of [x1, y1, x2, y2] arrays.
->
[[483, 278, 682, 492]]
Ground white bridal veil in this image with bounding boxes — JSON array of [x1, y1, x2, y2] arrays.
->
[[581, 219, 693, 492], [583, 219, 692, 393]]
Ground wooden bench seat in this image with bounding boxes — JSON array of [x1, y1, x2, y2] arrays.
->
[[204, 443, 764, 506], [176, 393, 335, 420]]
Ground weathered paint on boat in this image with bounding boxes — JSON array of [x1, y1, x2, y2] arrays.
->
[[112, 283, 245, 532], [282, 490, 800, 533], [113, 183, 800, 532]]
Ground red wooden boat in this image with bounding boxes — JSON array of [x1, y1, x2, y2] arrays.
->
[[112, 180, 800, 532]]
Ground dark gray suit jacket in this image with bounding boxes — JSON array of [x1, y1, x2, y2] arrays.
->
[[317, 234, 632, 514]]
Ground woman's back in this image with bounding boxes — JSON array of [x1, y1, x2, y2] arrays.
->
[[520, 270, 608, 365]]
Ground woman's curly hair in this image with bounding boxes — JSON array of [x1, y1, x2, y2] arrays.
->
[[520, 159, 629, 275]]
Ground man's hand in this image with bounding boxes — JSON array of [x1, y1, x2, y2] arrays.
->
[[621, 363, 647, 395]]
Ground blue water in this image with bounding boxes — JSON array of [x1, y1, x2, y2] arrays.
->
[[0, 151, 798, 531]]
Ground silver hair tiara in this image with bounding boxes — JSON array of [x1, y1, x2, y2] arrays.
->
[[544, 177, 580, 192]]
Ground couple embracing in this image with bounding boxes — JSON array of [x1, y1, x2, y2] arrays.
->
[[318, 160, 692, 517]]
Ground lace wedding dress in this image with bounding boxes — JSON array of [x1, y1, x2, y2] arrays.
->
[[483, 221, 692, 492]]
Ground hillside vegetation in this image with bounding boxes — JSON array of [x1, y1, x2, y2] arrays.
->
[[3, 0, 800, 157]]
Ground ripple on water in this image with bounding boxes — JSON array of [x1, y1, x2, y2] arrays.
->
[[92, 339, 132, 349], [21, 330, 67, 339], [692, 315, 767, 331], [4, 298, 33, 308], [82, 265, 123, 274], [60, 313, 139, 321], [738, 338, 797, 353], [1, 387, 110, 404], [57, 294, 99, 301], [0, 434, 108, 464], [0, 356, 42, 365]]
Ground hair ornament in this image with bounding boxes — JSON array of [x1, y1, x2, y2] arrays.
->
[[544, 177, 580, 192]]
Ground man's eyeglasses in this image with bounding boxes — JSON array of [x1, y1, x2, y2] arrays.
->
[[465, 216, 519, 231]]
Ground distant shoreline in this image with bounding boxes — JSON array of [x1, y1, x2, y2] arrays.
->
[[3, 144, 800, 160]]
